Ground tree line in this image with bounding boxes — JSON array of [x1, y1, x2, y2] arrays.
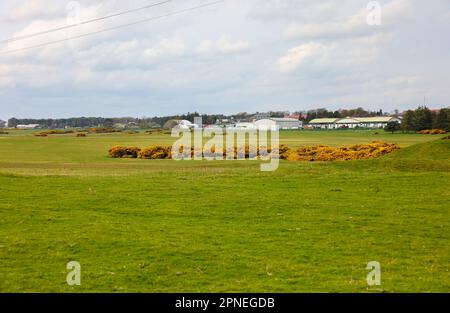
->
[[401, 107, 450, 131], [6, 107, 450, 130], [303, 107, 385, 122]]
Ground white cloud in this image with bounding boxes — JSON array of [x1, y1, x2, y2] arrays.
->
[[197, 36, 250, 55], [277, 33, 387, 73], [143, 38, 186, 59], [0, 0, 449, 118], [283, 0, 412, 40], [277, 43, 325, 72], [6, 0, 62, 22], [387, 75, 420, 85]]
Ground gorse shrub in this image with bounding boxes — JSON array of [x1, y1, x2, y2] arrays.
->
[[108, 146, 141, 158], [138, 146, 171, 159], [108, 142, 400, 161], [76, 133, 87, 137], [89, 127, 121, 134], [285, 142, 399, 161], [417, 129, 447, 134], [34, 130, 74, 136]]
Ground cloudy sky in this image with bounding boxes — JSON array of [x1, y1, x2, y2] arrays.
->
[[0, 0, 449, 120]]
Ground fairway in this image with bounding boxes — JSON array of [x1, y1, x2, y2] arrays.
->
[[0, 130, 449, 292]]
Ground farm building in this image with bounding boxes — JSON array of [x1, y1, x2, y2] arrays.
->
[[309, 117, 401, 129], [16, 124, 40, 129], [335, 118, 362, 129], [357, 117, 402, 128], [254, 118, 302, 130], [308, 118, 341, 129]]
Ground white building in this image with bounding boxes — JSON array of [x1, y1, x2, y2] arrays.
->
[[335, 118, 361, 129], [357, 117, 402, 128], [16, 124, 40, 129], [309, 117, 401, 129], [174, 120, 199, 129], [308, 118, 340, 129], [254, 118, 302, 130]]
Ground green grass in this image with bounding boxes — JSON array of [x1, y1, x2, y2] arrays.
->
[[0, 130, 449, 292]]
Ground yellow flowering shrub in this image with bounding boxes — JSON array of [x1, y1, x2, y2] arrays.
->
[[417, 129, 447, 134], [139, 146, 171, 159], [108, 146, 141, 158], [286, 142, 399, 162]]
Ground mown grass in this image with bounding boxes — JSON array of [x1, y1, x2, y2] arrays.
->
[[0, 130, 449, 292]]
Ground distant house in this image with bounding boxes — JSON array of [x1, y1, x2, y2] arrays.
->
[[308, 117, 401, 129], [0, 120, 6, 128], [16, 124, 40, 129]]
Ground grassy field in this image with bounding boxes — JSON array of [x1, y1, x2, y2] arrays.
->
[[0, 130, 449, 292]]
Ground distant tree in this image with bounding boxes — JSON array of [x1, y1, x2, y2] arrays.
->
[[163, 120, 178, 130], [384, 121, 400, 134], [7, 118, 18, 128], [433, 108, 450, 131], [413, 106, 433, 131], [401, 110, 415, 132], [103, 118, 114, 128]]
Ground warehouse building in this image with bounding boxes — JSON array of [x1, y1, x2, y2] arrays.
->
[[308, 117, 401, 129], [254, 118, 302, 130]]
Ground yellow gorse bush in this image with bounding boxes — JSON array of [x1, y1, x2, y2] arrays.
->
[[285, 142, 400, 161], [139, 146, 171, 159], [108, 142, 400, 161], [34, 130, 74, 136], [417, 129, 447, 134], [108, 146, 141, 158]]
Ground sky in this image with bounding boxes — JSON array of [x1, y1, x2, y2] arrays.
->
[[0, 0, 449, 120]]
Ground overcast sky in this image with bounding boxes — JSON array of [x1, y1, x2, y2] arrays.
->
[[0, 0, 449, 120]]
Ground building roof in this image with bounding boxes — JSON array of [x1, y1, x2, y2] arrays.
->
[[309, 118, 340, 124], [309, 116, 399, 124], [336, 118, 361, 124], [355, 117, 399, 123], [269, 118, 300, 122]]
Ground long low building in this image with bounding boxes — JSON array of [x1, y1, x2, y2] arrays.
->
[[309, 117, 401, 129], [254, 118, 302, 130]]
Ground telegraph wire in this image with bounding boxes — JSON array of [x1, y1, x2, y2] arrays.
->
[[0, 0, 225, 55], [0, 0, 172, 45]]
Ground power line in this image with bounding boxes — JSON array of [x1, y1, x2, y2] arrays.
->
[[0, 0, 224, 55], [0, 0, 172, 45]]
